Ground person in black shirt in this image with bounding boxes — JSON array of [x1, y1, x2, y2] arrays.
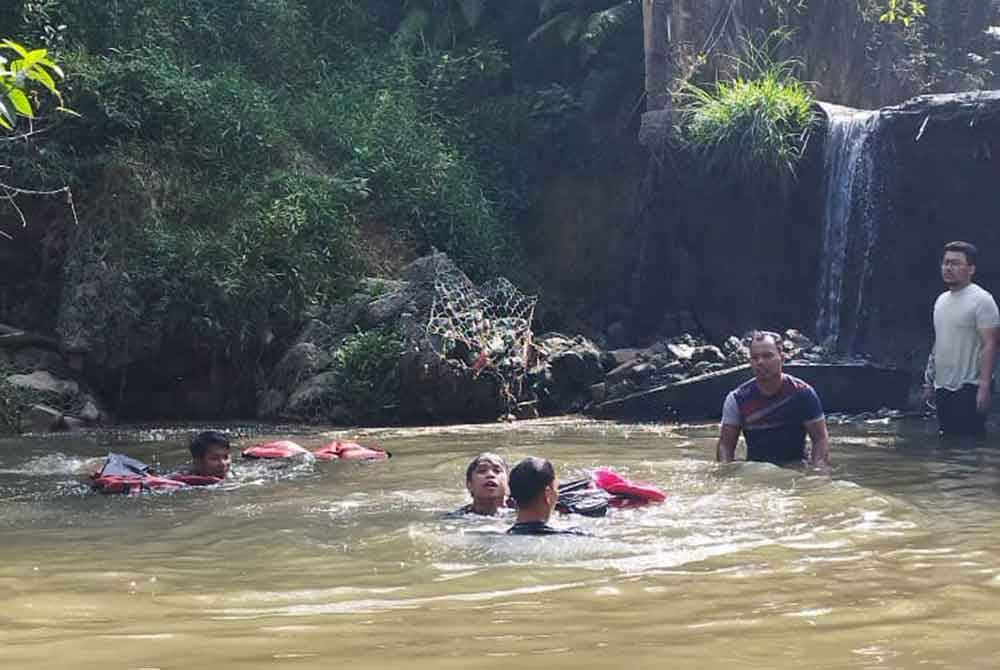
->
[[507, 457, 587, 536]]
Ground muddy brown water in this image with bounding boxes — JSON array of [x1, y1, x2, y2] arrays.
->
[[1, 417, 998, 669]]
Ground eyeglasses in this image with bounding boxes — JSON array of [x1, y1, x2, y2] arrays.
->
[[941, 260, 968, 268]]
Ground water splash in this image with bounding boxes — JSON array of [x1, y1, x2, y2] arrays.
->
[[815, 103, 880, 351]]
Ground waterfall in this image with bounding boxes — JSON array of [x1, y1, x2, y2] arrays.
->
[[815, 103, 881, 351]]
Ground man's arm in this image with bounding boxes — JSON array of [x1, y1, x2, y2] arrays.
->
[[804, 418, 830, 467], [716, 423, 741, 463], [924, 348, 935, 402], [717, 392, 742, 463], [977, 326, 998, 412]]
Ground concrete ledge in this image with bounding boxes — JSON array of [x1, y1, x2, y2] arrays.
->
[[588, 363, 911, 421]]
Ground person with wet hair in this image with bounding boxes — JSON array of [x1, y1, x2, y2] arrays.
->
[[454, 452, 511, 516], [507, 457, 586, 535], [716, 331, 830, 467], [185, 430, 233, 479]]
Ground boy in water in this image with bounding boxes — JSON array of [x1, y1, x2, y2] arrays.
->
[[181, 430, 233, 479], [455, 452, 510, 516], [507, 457, 586, 536]]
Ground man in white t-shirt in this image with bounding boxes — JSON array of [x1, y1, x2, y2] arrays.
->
[[925, 241, 1000, 436]]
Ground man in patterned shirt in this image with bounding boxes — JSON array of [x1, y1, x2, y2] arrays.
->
[[716, 331, 830, 467]]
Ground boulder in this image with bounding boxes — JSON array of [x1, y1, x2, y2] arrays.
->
[[722, 336, 750, 364], [784, 329, 814, 349], [589, 382, 608, 403], [295, 319, 337, 347], [257, 389, 286, 420], [607, 348, 640, 366], [12, 348, 71, 377], [7, 370, 79, 396], [284, 371, 341, 421], [20, 404, 62, 433], [666, 342, 695, 361], [398, 348, 505, 423], [534, 335, 606, 414], [270, 342, 333, 396], [547, 340, 604, 388], [691, 345, 726, 365], [361, 289, 415, 329]]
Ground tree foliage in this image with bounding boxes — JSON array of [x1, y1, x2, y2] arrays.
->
[[0, 39, 72, 131], [879, 0, 927, 26]]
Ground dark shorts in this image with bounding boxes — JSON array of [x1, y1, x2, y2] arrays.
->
[[936, 384, 987, 436]]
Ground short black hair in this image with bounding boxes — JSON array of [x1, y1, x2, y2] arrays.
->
[[465, 452, 508, 482], [508, 457, 555, 507], [190, 430, 230, 459], [944, 240, 978, 265], [749, 330, 783, 350]]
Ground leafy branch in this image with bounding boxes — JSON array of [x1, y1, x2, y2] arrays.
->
[[879, 0, 926, 27], [0, 38, 79, 240]]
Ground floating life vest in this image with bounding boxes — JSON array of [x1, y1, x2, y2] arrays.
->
[[555, 468, 666, 516], [241, 440, 310, 459], [592, 468, 667, 503], [312, 440, 391, 461], [242, 440, 390, 461], [90, 453, 223, 494]]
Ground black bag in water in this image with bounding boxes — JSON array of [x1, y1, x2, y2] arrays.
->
[[556, 477, 611, 517], [98, 452, 152, 477]]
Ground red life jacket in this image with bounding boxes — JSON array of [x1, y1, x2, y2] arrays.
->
[[242, 440, 390, 461], [312, 440, 390, 461], [90, 452, 224, 494], [592, 468, 666, 503], [241, 440, 310, 459]]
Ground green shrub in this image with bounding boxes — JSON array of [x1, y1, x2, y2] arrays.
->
[[0, 364, 43, 434], [290, 60, 512, 279], [680, 38, 816, 184], [333, 327, 404, 422]]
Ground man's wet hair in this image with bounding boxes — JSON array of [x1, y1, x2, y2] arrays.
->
[[189, 430, 230, 459], [509, 457, 555, 507], [944, 240, 978, 265], [749, 330, 783, 350], [465, 452, 508, 482]]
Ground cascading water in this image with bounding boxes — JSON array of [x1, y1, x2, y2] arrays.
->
[[815, 103, 881, 351]]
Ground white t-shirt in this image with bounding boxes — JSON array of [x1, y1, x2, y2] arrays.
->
[[932, 283, 1000, 391]]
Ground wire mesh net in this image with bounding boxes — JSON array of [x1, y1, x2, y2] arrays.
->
[[426, 256, 537, 412]]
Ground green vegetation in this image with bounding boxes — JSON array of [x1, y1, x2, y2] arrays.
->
[[0, 364, 40, 434], [0, 1, 646, 385], [0, 1, 991, 420], [680, 39, 815, 184], [0, 38, 73, 132], [332, 327, 405, 423], [879, 0, 927, 26]]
